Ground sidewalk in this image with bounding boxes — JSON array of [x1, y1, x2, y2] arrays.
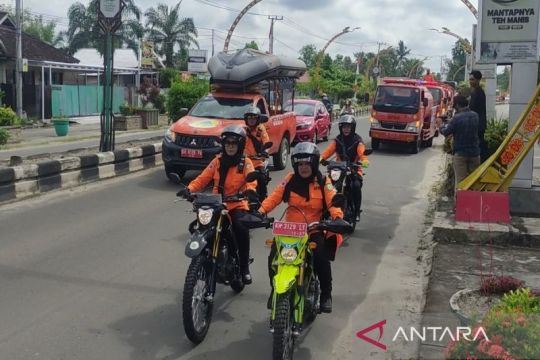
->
[[0, 116, 168, 163], [419, 199, 540, 359]]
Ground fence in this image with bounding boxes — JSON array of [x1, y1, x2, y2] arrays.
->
[[51, 85, 131, 117]]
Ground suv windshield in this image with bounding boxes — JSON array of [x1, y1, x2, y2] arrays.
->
[[190, 96, 253, 119], [428, 88, 443, 105], [373, 86, 420, 114], [285, 102, 315, 116]]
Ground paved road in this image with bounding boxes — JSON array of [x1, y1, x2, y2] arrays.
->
[[0, 118, 443, 360]]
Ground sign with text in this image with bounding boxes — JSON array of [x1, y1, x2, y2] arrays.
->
[[188, 49, 208, 73], [477, 0, 540, 63], [100, 0, 121, 18], [272, 221, 307, 237]]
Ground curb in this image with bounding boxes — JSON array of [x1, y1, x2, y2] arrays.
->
[[0, 143, 162, 205], [433, 211, 540, 248]]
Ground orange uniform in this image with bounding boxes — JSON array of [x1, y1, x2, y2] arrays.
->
[[187, 155, 256, 211], [321, 139, 369, 175], [244, 124, 270, 168], [260, 173, 343, 223]]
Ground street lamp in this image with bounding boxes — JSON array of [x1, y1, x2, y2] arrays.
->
[[313, 26, 361, 92], [429, 27, 472, 52]]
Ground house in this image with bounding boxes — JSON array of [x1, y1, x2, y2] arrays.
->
[[0, 19, 79, 118]]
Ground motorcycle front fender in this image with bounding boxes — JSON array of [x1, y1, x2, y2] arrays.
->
[[185, 228, 211, 258], [273, 264, 299, 294]]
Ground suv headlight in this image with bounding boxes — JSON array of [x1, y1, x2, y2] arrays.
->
[[165, 129, 176, 142], [406, 121, 420, 132], [280, 247, 298, 262], [198, 208, 214, 225], [330, 169, 342, 181]]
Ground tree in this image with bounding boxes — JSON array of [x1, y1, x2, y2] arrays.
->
[[0, 6, 61, 45], [145, 2, 198, 68], [497, 66, 510, 93], [298, 44, 317, 68], [61, 0, 143, 56], [244, 41, 259, 50], [445, 39, 470, 82], [396, 40, 411, 65]]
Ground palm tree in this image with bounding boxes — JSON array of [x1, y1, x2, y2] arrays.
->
[[60, 0, 143, 56], [396, 40, 411, 65], [144, 1, 198, 68]]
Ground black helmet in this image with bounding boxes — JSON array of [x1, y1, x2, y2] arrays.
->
[[291, 142, 320, 175], [338, 114, 357, 134], [244, 106, 262, 126], [221, 125, 247, 155]]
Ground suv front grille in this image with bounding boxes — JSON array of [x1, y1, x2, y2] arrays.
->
[[175, 134, 219, 148], [380, 121, 407, 130]]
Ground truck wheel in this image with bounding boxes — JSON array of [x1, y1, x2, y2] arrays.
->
[[165, 166, 186, 181], [425, 137, 434, 148], [371, 138, 380, 150], [409, 138, 421, 154], [273, 137, 289, 170]]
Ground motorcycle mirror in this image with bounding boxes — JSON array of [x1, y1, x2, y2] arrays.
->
[[364, 149, 373, 156], [259, 114, 269, 123], [246, 172, 259, 183], [264, 142, 273, 149], [331, 193, 346, 208]]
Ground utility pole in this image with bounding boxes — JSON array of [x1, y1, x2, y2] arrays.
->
[[268, 15, 283, 54], [373, 42, 386, 83], [211, 29, 215, 56], [15, 0, 23, 118]]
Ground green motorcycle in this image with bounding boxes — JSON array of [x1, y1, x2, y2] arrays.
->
[[262, 209, 351, 360]]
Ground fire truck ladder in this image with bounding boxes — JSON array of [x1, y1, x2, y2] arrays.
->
[[459, 83, 540, 192]]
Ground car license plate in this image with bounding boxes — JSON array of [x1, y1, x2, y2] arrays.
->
[[272, 221, 307, 237], [180, 148, 203, 158]]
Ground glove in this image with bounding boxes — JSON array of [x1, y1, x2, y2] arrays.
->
[[361, 159, 370, 168], [244, 189, 259, 203], [176, 188, 192, 200], [320, 159, 329, 166]]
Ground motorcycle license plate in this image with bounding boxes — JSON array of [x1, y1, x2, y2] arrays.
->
[[272, 221, 307, 237], [180, 148, 203, 158]]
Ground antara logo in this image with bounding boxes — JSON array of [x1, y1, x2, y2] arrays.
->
[[356, 320, 490, 350]]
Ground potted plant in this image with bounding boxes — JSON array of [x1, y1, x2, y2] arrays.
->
[[445, 288, 540, 359], [52, 116, 70, 136], [450, 275, 525, 326]]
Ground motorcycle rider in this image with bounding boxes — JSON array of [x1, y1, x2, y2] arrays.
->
[[258, 142, 344, 313], [243, 106, 271, 201], [340, 99, 354, 116], [181, 125, 257, 284], [320, 114, 369, 221]]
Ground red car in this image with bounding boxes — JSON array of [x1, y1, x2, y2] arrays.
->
[[287, 99, 332, 144]]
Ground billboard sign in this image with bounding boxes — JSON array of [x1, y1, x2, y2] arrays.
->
[[477, 0, 540, 63], [188, 49, 208, 73]]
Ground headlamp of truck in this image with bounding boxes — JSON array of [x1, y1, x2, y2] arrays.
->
[[370, 117, 381, 128], [165, 129, 176, 142], [406, 121, 420, 132]]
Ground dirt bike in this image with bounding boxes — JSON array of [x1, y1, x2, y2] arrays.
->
[[325, 150, 372, 233], [171, 173, 259, 344], [246, 205, 351, 360]]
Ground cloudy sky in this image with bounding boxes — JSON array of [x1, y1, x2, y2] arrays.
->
[[2, 0, 479, 72]]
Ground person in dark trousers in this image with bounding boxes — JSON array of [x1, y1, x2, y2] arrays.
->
[[436, 95, 480, 190], [469, 70, 487, 161]]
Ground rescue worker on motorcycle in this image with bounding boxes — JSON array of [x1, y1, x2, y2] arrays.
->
[[320, 114, 369, 221], [258, 142, 344, 313], [181, 125, 257, 284], [243, 106, 271, 201]]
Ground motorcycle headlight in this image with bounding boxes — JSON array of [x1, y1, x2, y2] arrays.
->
[[330, 169, 342, 181], [197, 208, 214, 225], [165, 128, 176, 142], [280, 247, 298, 262]]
